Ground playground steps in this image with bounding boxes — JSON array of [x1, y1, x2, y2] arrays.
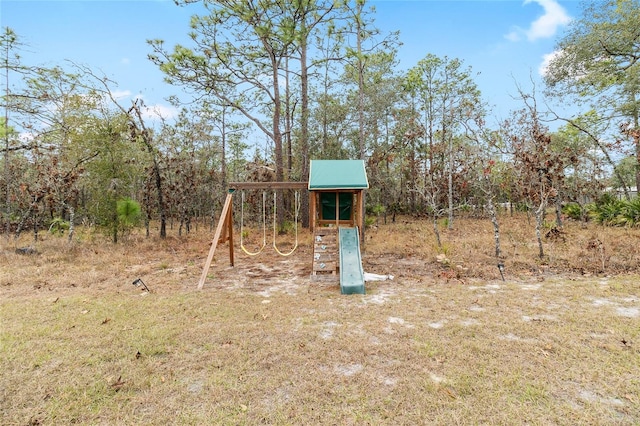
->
[[311, 228, 338, 281]]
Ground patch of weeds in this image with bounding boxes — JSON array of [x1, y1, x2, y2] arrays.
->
[[520, 382, 550, 405], [452, 373, 479, 397], [414, 339, 441, 359]]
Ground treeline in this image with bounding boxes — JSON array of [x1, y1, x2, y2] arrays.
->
[[1, 0, 639, 244]]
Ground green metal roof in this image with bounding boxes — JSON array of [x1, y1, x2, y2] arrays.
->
[[308, 160, 369, 190]]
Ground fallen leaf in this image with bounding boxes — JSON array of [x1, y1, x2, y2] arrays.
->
[[441, 387, 457, 399], [111, 376, 125, 391]]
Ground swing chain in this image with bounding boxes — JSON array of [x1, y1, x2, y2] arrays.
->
[[239, 190, 267, 256], [272, 190, 300, 256]]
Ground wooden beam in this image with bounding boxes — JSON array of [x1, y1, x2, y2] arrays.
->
[[359, 189, 366, 243], [197, 193, 234, 290], [228, 181, 308, 190], [309, 192, 316, 232], [227, 199, 234, 266]]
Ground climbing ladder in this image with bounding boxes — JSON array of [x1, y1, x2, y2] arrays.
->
[[311, 228, 338, 281]]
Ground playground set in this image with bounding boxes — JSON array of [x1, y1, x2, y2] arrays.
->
[[197, 160, 369, 295]]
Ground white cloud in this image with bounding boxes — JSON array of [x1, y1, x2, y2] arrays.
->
[[525, 0, 571, 41], [538, 49, 561, 76], [141, 103, 179, 121], [538, 48, 590, 80], [103, 91, 178, 121], [505, 0, 571, 42], [112, 90, 133, 101]]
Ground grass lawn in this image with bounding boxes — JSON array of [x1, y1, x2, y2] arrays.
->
[[1, 215, 639, 425]]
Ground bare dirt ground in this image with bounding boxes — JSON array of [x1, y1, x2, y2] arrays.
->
[[1, 216, 639, 425]]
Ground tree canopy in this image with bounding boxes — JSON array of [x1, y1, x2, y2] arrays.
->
[[3, 0, 640, 242]]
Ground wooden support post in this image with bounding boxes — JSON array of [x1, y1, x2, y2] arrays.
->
[[227, 198, 234, 266], [335, 192, 339, 228], [309, 191, 316, 232], [357, 191, 364, 229], [197, 193, 234, 290]]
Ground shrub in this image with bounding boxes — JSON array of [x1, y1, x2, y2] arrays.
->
[[619, 197, 640, 227], [116, 198, 142, 240], [48, 217, 70, 235], [562, 203, 586, 221], [588, 196, 640, 227], [364, 216, 377, 229], [117, 198, 141, 226], [589, 199, 625, 225]]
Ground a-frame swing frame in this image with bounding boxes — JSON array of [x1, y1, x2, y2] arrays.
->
[[197, 181, 308, 290]]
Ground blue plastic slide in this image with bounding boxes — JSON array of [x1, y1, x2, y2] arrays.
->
[[338, 227, 365, 294]]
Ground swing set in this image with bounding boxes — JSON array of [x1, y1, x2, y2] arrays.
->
[[239, 189, 300, 257], [197, 160, 369, 292], [197, 181, 307, 290]]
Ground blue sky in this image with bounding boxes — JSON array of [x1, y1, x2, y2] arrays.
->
[[2, 0, 581, 124]]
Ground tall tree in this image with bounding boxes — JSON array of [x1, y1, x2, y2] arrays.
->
[[149, 0, 301, 224], [503, 87, 578, 259], [339, 0, 398, 161], [1, 28, 17, 238], [288, 0, 336, 227], [1, 28, 36, 237], [544, 0, 640, 190], [4, 64, 106, 240], [404, 54, 482, 228], [127, 99, 168, 238], [74, 63, 169, 240], [551, 111, 631, 199], [64, 101, 142, 244]]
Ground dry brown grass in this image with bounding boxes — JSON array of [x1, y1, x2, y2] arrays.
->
[[1, 214, 639, 425]]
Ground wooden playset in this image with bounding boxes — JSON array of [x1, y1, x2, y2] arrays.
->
[[197, 160, 369, 294]]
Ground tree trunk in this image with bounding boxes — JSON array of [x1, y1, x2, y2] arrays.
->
[[130, 102, 166, 238], [67, 206, 75, 243], [535, 200, 545, 259], [448, 134, 454, 230], [432, 210, 442, 249], [112, 202, 118, 244], [300, 27, 310, 228], [3, 34, 10, 241], [33, 214, 39, 242], [356, 14, 366, 243], [221, 106, 227, 191], [631, 91, 640, 193], [632, 128, 640, 194], [555, 198, 563, 228], [151, 155, 166, 238], [486, 194, 501, 258], [269, 51, 285, 227], [284, 56, 293, 179], [446, 106, 454, 230]]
